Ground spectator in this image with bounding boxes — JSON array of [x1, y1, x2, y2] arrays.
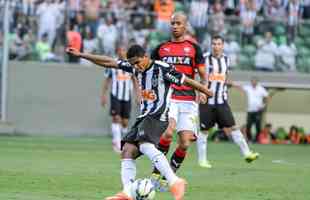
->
[[209, 0, 226, 36], [231, 77, 270, 142], [289, 125, 302, 144], [277, 37, 297, 71], [188, 0, 209, 43], [255, 31, 278, 71], [154, 0, 175, 33], [285, 0, 302, 43], [35, 33, 59, 62], [257, 123, 273, 144], [9, 24, 32, 60], [36, 0, 62, 48], [97, 16, 118, 56], [80, 26, 98, 66], [240, 0, 257, 45], [66, 25, 82, 63], [224, 34, 241, 69]]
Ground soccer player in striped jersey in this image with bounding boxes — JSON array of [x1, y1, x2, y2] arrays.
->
[[101, 47, 139, 153], [197, 35, 259, 167], [150, 12, 208, 185], [66, 44, 212, 200]]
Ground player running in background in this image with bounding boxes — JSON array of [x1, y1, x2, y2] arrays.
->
[[197, 35, 259, 167], [150, 12, 209, 183], [67, 44, 212, 200], [101, 47, 140, 153]]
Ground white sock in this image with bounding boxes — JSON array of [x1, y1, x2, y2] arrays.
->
[[231, 130, 251, 157], [111, 123, 122, 150], [121, 159, 136, 196], [197, 131, 208, 163], [139, 143, 178, 186]]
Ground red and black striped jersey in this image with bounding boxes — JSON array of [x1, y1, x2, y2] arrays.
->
[[151, 40, 204, 101]]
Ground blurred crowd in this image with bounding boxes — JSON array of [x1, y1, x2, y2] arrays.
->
[[209, 123, 310, 144], [0, 0, 310, 72]]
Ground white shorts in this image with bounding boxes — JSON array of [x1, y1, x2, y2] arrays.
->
[[168, 100, 199, 134]]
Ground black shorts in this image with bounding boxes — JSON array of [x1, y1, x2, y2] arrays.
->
[[110, 95, 131, 119], [199, 102, 236, 131], [121, 116, 168, 149]]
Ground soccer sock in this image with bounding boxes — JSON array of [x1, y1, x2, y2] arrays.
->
[[139, 143, 178, 186], [170, 147, 187, 172], [196, 132, 208, 163], [152, 136, 172, 175], [111, 123, 122, 150], [121, 159, 136, 196], [231, 129, 251, 157]]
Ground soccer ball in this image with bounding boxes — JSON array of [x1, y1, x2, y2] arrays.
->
[[131, 178, 156, 200]]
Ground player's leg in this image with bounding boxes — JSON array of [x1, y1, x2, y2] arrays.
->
[[105, 142, 139, 200], [246, 112, 254, 142], [170, 102, 198, 172], [120, 100, 131, 136], [197, 104, 215, 168], [152, 101, 178, 175], [110, 96, 122, 152], [139, 116, 186, 200], [218, 103, 259, 162], [254, 111, 263, 142]]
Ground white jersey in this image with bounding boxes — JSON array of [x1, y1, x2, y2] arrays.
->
[[204, 52, 229, 105], [105, 69, 133, 101]]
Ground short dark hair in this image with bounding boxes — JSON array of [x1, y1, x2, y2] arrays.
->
[[212, 35, 224, 42], [126, 44, 146, 59]]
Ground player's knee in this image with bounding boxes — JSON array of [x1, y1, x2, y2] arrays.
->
[[112, 115, 121, 123], [121, 143, 138, 159], [121, 119, 129, 128]]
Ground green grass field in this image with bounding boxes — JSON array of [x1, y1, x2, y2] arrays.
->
[[0, 136, 309, 200]]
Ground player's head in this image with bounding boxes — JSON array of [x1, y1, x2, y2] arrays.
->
[[170, 12, 187, 40], [127, 44, 150, 72], [251, 76, 258, 87], [211, 35, 224, 57]]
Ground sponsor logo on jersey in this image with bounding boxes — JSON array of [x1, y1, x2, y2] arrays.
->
[[141, 89, 157, 101], [162, 56, 192, 66], [208, 73, 226, 82]]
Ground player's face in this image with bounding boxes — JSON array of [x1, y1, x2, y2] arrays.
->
[[211, 39, 224, 56], [129, 56, 149, 72], [170, 16, 186, 38]]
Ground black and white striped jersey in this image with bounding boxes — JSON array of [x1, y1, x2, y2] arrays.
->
[[105, 69, 133, 101], [204, 52, 230, 105], [117, 60, 185, 121]]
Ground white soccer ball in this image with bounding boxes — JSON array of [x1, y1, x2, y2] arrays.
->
[[131, 178, 156, 200]]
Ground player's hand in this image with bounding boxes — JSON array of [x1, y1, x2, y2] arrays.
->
[[203, 86, 213, 97], [66, 47, 81, 57], [199, 93, 207, 104], [100, 95, 107, 107]]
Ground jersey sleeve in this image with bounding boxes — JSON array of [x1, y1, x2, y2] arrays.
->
[[117, 60, 134, 73], [194, 43, 205, 68], [162, 65, 186, 86]]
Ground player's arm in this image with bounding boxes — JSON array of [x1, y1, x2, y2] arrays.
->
[[66, 47, 118, 68], [164, 69, 213, 97], [132, 76, 141, 105], [101, 77, 111, 107]]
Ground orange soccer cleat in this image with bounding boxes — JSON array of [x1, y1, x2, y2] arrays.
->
[[170, 178, 187, 200]]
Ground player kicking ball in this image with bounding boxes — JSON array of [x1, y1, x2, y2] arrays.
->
[[67, 44, 213, 200]]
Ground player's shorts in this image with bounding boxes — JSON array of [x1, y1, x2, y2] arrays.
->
[[199, 102, 236, 131], [168, 100, 199, 134], [121, 116, 169, 149], [110, 95, 131, 119]]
